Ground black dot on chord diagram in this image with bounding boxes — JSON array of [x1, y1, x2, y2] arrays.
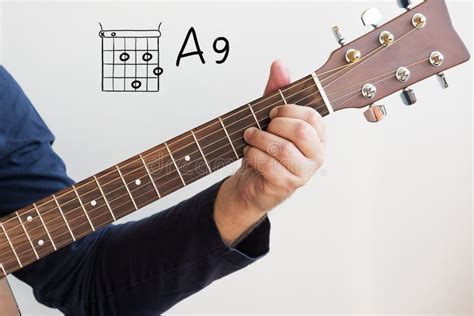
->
[[119, 52, 130, 62], [131, 80, 142, 89], [111, 32, 116, 37], [153, 67, 163, 76], [142, 52, 153, 62]]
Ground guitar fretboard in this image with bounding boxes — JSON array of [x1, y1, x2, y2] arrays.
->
[[0, 72, 329, 277]]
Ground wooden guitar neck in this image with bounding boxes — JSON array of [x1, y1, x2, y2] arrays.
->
[[0, 74, 326, 278]]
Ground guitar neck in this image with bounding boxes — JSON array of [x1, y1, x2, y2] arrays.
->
[[0, 72, 329, 277]]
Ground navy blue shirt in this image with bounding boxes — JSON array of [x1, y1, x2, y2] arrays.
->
[[0, 66, 270, 315]]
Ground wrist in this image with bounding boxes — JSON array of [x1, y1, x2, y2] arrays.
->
[[214, 175, 267, 245]]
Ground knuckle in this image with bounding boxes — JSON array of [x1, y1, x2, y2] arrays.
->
[[306, 109, 320, 125], [263, 160, 274, 174], [277, 142, 293, 160], [288, 177, 301, 192], [295, 121, 312, 140], [275, 176, 294, 193], [274, 177, 287, 189]]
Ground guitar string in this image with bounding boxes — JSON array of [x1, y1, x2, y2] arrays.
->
[[82, 55, 430, 190], [0, 59, 428, 269], [0, 53, 426, 253], [0, 27, 423, 262], [0, 141, 253, 271], [2, 79, 327, 220], [83, 25, 418, 192], [0, 97, 329, 249], [0, 30, 395, 221], [117, 26, 417, 175], [0, 51, 428, 251], [57, 55, 432, 210], [12, 24, 420, 221], [0, 56, 405, 268]]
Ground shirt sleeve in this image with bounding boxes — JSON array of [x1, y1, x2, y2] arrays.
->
[[0, 65, 270, 315]]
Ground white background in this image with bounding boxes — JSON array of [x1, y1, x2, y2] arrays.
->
[[1, 0, 472, 315]]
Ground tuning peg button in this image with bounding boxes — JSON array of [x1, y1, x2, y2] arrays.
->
[[397, 0, 412, 10], [401, 88, 417, 106], [364, 105, 387, 123], [361, 8, 382, 28], [437, 72, 449, 89], [332, 26, 346, 46]]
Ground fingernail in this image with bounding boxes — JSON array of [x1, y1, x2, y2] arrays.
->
[[269, 107, 279, 119], [244, 127, 258, 141], [243, 146, 250, 154]]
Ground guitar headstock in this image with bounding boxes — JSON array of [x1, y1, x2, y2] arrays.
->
[[316, 0, 470, 121]]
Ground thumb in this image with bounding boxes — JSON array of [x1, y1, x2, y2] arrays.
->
[[263, 60, 291, 95]]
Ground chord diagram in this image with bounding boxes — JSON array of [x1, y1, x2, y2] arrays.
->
[[99, 24, 163, 92]]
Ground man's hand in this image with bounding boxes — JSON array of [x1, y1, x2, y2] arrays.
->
[[214, 60, 326, 244]]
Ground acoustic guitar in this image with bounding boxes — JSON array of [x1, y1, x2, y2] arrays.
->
[[0, 0, 470, 314]]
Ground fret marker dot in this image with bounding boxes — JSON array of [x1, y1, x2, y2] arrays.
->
[[38, 240, 44, 246], [135, 179, 141, 186], [91, 200, 97, 207], [27, 216, 33, 222], [185, 155, 191, 162]]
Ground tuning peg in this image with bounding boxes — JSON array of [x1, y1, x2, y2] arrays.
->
[[332, 26, 346, 46], [361, 8, 382, 29], [397, 0, 413, 10], [401, 88, 417, 106], [436, 72, 449, 89], [364, 105, 387, 123]]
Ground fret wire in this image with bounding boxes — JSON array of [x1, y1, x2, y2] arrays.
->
[[278, 89, 288, 105], [72, 185, 95, 231], [247, 104, 262, 130], [218, 117, 239, 159], [15, 212, 39, 259], [0, 139, 239, 269], [191, 130, 212, 173], [93, 176, 117, 221], [0, 77, 328, 258], [115, 165, 138, 210], [0, 223, 22, 267], [52, 194, 76, 241], [0, 45, 374, 270], [3, 72, 321, 225], [0, 67, 336, 271], [0, 76, 321, 229], [0, 102, 330, 270], [6, 95, 326, 256], [0, 96, 330, 254], [112, 141, 248, 214], [164, 142, 186, 186], [140, 154, 161, 199], [0, 263, 6, 276], [34, 203, 57, 250]]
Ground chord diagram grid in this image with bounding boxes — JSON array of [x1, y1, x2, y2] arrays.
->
[[99, 25, 163, 92]]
